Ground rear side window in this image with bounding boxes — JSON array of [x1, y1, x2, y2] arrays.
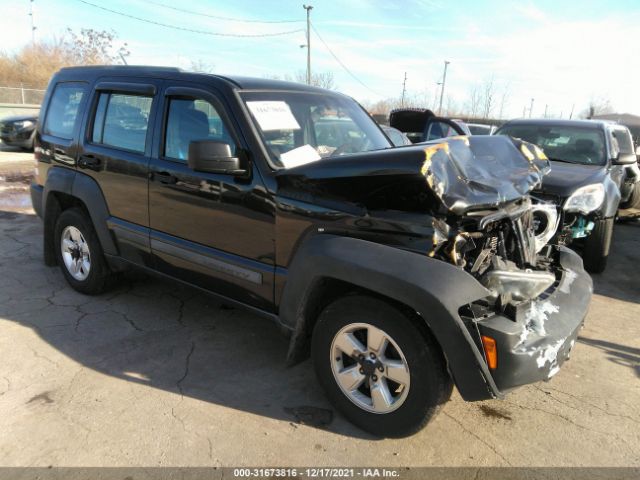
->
[[43, 83, 86, 139], [91, 92, 153, 153]]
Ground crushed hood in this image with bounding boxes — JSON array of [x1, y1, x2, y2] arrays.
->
[[276, 135, 550, 215]]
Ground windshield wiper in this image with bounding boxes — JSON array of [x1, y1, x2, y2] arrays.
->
[[546, 157, 579, 164]]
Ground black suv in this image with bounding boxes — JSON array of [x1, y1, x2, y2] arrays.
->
[[31, 66, 592, 437], [496, 119, 640, 273]]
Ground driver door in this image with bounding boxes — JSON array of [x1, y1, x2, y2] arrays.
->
[[148, 83, 275, 311]]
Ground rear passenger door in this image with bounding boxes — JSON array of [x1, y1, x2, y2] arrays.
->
[[79, 79, 160, 266], [148, 83, 275, 311]]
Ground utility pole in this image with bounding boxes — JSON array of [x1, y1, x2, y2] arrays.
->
[[544, 104, 548, 118], [522, 106, 526, 118], [29, 0, 36, 44], [529, 97, 535, 118], [569, 103, 575, 119], [437, 60, 450, 115], [401, 72, 407, 107], [303, 5, 313, 85]]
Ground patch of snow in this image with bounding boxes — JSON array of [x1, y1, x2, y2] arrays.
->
[[536, 339, 565, 370], [559, 269, 577, 294], [524, 300, 559, 337]]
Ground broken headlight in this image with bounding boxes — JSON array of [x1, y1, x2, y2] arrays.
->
[[564, 184, 605, 214], [482, 260, 556, 304]]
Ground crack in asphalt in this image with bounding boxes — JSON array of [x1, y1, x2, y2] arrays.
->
[[535, 385, 640, 425], [442, 411, 513, 466], [0, 376, 10, 396], [177, 341, 195, 397], [28, 346, 59, 368], [504, 399, 637, 457], [118, 311, 143, 332]]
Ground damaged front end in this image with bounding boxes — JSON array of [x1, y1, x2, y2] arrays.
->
[[423, 136, 592, 391], [276, 135, 593, 396]]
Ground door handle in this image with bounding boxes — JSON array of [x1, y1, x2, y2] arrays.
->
[[78, 154, 101, 170], [154, 171, 177, 185]]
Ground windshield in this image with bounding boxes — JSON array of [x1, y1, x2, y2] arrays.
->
[[241, 91, 391, 169], [496, 124, 607, 165]]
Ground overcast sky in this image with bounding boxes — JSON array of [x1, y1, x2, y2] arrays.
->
[[2, 0, 639, 118]]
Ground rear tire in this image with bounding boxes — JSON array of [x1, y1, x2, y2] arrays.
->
[[582, 217, 614, 274], [311, 295, 452, 438], [54, 207, 112, 294]]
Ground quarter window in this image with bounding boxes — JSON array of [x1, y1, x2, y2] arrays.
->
[[164, 97, 236, 161], [91, 93, 153, 153], [43, 83, 86, 139]]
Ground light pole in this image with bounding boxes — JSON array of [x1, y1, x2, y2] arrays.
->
[[529, 97, 535, 118], [29, 0, 36, 44], [401, 72, 407, 107], [303, 5, 313, 85], [437, 60, 450, 115]]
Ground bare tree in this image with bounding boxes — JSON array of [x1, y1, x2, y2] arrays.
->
[[579, 96, 615, 118], [189, 60, 215, 74], [293, 70, 336, 90], [498, 82, 511, 119], [64, 28, 122, 65], [481, 77, 496, 119], [465, 85, 482, 118], [0, 28, 128, 88]]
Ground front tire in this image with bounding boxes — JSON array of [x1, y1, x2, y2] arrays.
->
[[620, 184, 640, 210], [311, 295, 452, 438], [582, 217, 614, 274], [54, 208, 112, 294]]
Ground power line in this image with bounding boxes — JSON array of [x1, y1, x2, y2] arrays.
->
[[310, 23, 383, 97], [76, 0, 305, 37], [140, 0, 302, 24]]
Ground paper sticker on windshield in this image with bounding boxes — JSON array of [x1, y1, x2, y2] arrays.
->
[[246, 101, 300, 131], [280, 144, 321, 169]]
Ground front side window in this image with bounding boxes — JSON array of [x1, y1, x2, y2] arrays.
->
[[164, 97, 236, 161], [241, 91, 391, 169], [44, 83, 86, 139], [91, 93, 152, 153], [497, 125, 607, 165]]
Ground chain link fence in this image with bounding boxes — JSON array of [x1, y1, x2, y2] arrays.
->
[[0, 86, 46, 105]]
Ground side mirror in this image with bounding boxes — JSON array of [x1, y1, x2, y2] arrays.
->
[[612, 152, 638, 165], [187, 140, 246, 175]]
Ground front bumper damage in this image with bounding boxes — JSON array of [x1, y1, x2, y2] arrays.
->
[[475, 246, 592, 393]]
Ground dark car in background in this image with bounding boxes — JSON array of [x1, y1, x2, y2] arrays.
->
[[610, 124, 640, 209], [380, 124, 412, 146], [389, 108, 471, 143], [496, 119, 640, 273], [0, 113, 38, 150], [467, 123, 497, 135]]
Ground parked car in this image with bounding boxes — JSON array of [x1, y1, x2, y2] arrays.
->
[[495, 119, 640, 272], [389, 108, 471, 143], [610, 124, 640, 209], [380, 124, 412, 146], [31, 66, 592, 437], [467, 123, 497, 135], [0, 113, 38, 150]]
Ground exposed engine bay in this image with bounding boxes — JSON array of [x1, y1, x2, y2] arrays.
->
[[420, 136, 564, 314]]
